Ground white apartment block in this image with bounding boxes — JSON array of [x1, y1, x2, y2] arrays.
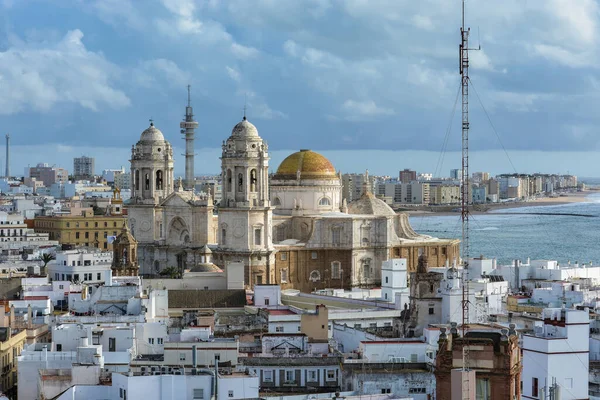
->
[[522, 308, 589, 400], [48, 249, 112, 284]]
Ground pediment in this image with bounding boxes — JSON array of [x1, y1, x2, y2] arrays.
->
[[160, 192, 193, 208]]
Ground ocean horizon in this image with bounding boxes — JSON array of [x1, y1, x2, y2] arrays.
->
[[409, 192, 600, 266]]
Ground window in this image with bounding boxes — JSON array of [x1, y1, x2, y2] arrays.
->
[[332, 228, 340, 245], [326, 370, 335, 381], [85, 222, 89, 227], [311, 252, 317, 260], [85, 232, 89, 239], [228, 390, 234, 398], [408, 388, 426, 394], [385, 276, 389, 284], [285, 370, 295, 382], [95, 222, 98, 228], [214, 353, 220, 361], [429, 307, 434, 315], [222, 229, 227, 246], [362, 261, 371, 279], [263, 370, 273, 382], [179, 353, 186, 361], [264, 298, 270, 305], [384, 322, 391, 327], [281, 269, 288, 283], [66, 222, 70, 228], [381, 389, 391, 394], [254, 228, 261, 246], [410, 353, 418, 362], [193, 389, 204, 399], [532, 377, 538, 397], [280, 253, 287, 261], [476, 378, 490, 400], [56, 344, 62, 351], [97, 273, 101, 280], [148, 338, 154, 345], [308, 370, 317, 382], [318, 197, 331, 206], [564, 377, 573, 389], [74, 274, 79, 282], [331, 261, 341, 279], [158, 338, 163, 345], [76, 232, 80, 239], [275, 326, 283, 333], [369, 323, 377, 328]]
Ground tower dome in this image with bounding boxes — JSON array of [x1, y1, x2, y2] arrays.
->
[[140, 122, 165, 142], [274, 149, 337, 180], [347, 191, 396, 216], [231, 117, 259, 138]]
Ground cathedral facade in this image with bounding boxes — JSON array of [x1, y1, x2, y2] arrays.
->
[[125, 101, 459, 290]]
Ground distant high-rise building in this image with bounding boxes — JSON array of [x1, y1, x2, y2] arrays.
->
[[29, 163, 68, 187], [472, 171, 490, 184], [449, 169, 462, 180], [73, 156, 95, 180], [342, 173, 376, 202], [399, 169, 417, 184]]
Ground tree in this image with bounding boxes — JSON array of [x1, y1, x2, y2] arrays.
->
[[40, 252, 56, 277], [159, 266, 181, 279]]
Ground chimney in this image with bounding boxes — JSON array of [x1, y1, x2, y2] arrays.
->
[[27, 304, 32, 329], [9, 305, 15, 327]]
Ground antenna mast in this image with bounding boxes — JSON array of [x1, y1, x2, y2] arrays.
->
[[459, 0, 479, 398]]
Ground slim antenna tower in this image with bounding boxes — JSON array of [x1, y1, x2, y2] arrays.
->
[[459, 0, 479, 398], [180, 85, 198, 190]]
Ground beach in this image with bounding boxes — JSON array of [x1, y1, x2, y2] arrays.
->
[[404, 191, 594, 217]]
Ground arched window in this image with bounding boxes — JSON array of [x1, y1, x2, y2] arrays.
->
[[362, 259, 371, 280], [135, 170, 140, 191], [227, 170, 232, 192], [145, 173, 150, 191], [221, 228, 227, 246], [331, 261, 341, 279], [250, 169, 257, 192], [156, 170, 163, 190], [319, 197, 331, 206], [273, 197, 281, 206], [238, 173, 244, 192]]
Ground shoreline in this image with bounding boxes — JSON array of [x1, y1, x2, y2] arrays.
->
[[405, 191, 595, 217]]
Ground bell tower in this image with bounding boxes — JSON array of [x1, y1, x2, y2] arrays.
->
[[112, 223, 139, 277], [217, 116, 274, 287]]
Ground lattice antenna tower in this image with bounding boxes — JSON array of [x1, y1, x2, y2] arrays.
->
[[459, 0, 479, 398]]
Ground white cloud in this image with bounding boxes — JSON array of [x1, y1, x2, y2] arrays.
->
[[412, 14, 434, 31], [341, 99, 394, 118], [226, 66, 241, 82], [0, 29, 129, 115], [242, 91, 287, 120], [136, 59, 191, 88], [533, 44, 592, 68], [231, 43, 259, 59]]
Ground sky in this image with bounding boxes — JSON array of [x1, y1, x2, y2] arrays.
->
[[1, 0, 600, 178]]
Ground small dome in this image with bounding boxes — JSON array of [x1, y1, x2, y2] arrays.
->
[[231, 117, 259, 138], [274, 150, 337, 180], [188, 263, 223, 273], [140, 122, 165, 142], [348, 191, 396, 216]]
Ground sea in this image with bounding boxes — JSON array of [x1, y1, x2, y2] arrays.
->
[[408, 192, 600, 266]]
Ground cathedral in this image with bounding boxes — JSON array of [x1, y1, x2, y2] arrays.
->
[[126, 95, 460, 290]]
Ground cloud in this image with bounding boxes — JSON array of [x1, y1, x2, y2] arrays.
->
[[0, 29, 130, 115], [341, 100, 394, 119], [412, 14, 435, 31], [135, 59, 191, 88], [225, 66, 241, 82], [243, 91, 287, 120]]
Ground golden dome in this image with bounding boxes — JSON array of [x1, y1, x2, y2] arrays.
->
[[274, 150, 337, 180]]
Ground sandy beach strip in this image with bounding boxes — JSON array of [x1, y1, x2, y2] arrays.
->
[[406, 191, 596, 217]]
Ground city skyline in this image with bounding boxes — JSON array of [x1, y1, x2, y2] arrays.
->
[[1, 1, 600, 176]]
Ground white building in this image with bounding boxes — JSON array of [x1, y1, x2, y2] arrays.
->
[[522, 308, 589, 400], [48, 248, 112, 284], [381, 258, 408, 304]]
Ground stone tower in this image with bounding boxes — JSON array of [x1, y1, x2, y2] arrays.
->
[[217, 117, 274, 287], [111, 223, 139, 277], [128, 121, 174, 243]]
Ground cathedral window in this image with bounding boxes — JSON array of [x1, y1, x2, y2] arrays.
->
[[332, 228, 341, 245], [362, 260, 371, 280], [319, 197, 331, 206], [238, 173, 244, 192], [122, 248, 128, 265], [135, 170, 140, 191], [156, 170, 163, 190], [145, 173, 150, 191], [222, 228, 227, 246], [254, 228, 262, 246], [250, 169, 257, 192], [280, 269, 288, 283], [227, 170, 232, 192], [331, 261, 341, 279], [273, 197, 281, 206]]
